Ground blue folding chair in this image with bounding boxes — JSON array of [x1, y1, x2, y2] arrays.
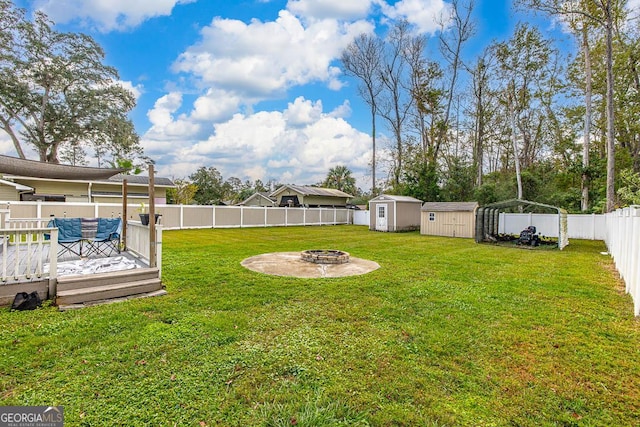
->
[[49, 218, 83, 257], [85, 218, 122, 257]]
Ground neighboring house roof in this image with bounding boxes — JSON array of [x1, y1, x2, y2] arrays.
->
[[0, 178, 32, 192], [371, 194, 423, 203], [100, 174, 175, 187], [239, 192, 276, 205], [421, 202, 479, 212], [2, 173, 175, 187], [271, 185, 353, 198], [0, 154, 124, 180]]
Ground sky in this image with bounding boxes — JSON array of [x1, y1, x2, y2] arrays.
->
[[8, 0, 534, 190]]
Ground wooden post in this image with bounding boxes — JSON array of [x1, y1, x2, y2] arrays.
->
[[122, 179, 128, 251], [148, 165, 156, 268]]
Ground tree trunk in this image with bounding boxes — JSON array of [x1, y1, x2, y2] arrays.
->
[[509, 85, 523, 200], [371, 102, 377, 195], [605, 0, 616, 212], [581, 24, 592, 212]]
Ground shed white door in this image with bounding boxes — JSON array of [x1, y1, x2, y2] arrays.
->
[[376, 204, 388, 231]]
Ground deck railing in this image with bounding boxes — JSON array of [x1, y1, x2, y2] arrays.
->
[[125, 221, 162, 276], [0, 227, 58, 291]]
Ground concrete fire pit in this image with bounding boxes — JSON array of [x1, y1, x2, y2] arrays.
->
[[300, 249, 350, 264]]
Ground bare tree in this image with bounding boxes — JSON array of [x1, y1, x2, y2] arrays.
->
[[518, 0, 623, 211], [378, 21, 414, 188], [437, 0, 475, 157], [341, 34, 383, 195], [466, 48, 495, 187]]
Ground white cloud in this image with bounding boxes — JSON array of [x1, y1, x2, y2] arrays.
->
[[287, 0, 373, 20], [34, 0, 196, 31], [144, 96, 372, 186], [283, 97, 323, 127], [118, 80, 144, 101], [380, 0, 450, 34], [144, 92, 200, 147], [190, 89, 243, 122], [173, 10, 374, 97]]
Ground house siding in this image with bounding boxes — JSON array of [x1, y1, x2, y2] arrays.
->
[[302, 195, 348, 207], [13, 179, 87, 199], [0, 184, 19, 201], [5, 178, 169, 204]]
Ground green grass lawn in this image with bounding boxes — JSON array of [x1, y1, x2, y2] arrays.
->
[[1, 225, 639, 426]]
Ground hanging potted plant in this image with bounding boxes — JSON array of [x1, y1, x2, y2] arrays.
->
[[138, 203, 161, 225], [138, 203, 150, 225]]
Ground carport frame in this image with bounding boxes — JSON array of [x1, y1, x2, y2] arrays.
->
[[475, 199, 568, 250]]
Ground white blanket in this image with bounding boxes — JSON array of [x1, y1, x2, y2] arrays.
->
[[45, 256, 138, 276]]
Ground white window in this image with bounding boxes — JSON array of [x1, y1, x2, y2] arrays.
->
[[429, 212, 436, 221], [378, 206, 385, 218]]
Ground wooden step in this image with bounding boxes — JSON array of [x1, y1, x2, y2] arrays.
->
[[58, 289, 168, 311], [57, 267, 159, 291], [56, 278, 163, 306]]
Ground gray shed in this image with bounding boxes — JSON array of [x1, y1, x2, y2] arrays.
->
[[421, 202, 479, 238], [369, 195, 423, 232]]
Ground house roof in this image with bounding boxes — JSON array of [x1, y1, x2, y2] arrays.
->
[[3, 173, 175, 187], [240, 192, 276, 205], [98, 174, 175, 187], [0, 154, 124, 180], [421, 202, 479, 212], [371, 194, 423, 203], [271, 185, 353, 198]]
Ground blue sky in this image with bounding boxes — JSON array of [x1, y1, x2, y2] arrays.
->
[[9, 0, 545, 189]]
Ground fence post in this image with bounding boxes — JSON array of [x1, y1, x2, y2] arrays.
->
[[48, 228, 58, 299]]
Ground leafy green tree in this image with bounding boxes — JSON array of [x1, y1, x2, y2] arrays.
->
[[0, 1, 142, 165], [617, 168, 640, 206], [322, 165, 357, 195], [166, 179, 198, 205], [190, 167, 225, 205], [399, 145, 440, 201]]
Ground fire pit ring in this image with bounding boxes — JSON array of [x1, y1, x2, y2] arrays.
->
[[301, 249, 350, 265]]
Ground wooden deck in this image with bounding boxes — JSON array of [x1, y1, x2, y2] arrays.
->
[[0, 240, 148, 284], [0, 219, 163, 307]]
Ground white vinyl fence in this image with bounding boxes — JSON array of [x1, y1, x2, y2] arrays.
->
[[354, 210, 369, 226], [604, 206, 640, 316], [355, 210, 607, 239], [498, 213, 606, 240], [0, 201, 353, 229]]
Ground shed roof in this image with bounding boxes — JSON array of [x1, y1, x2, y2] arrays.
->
[[271, 185, 353, 198], [421, 201, 479, 212], [370, 194, 423, 203]]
